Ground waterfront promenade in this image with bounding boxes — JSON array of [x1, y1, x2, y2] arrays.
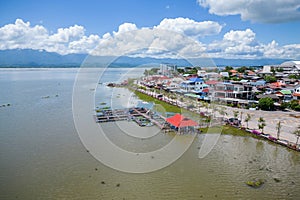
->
[[228, 108, 300, 143], [136, 88, 300, 145]]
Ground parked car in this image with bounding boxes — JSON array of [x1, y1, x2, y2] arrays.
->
[[226, 118, 241, 126]]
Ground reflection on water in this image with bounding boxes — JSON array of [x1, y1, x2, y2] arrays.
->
[[0, 68, 299, 199]]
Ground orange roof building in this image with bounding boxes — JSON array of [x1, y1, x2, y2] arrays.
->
[[166, 114, 198, 128]]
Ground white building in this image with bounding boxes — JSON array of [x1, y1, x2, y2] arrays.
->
[[159, 64, 177, 76], [260, 61, 300, 75], [180, 77, 206, 93], [280, 61, 300, 74], [197, 70, 206, 77]]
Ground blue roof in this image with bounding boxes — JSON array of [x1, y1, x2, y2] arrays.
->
[[250, 81, 266, 86], [137, 101, 154, 109], [189, 77, 204, 82]]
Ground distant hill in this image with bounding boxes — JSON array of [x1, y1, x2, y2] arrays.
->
[[0, 49, 289, 68], [0, 49, 86, 67]]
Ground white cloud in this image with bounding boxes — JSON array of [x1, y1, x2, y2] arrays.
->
[[49, 25, 85, 43], [113, 23, 137, 35], [0, 19, 100, 55], [198, 0, 300, 23], [88, 17, 221, 58], [0, 19, 48, 50], [91, 23, 207, 58], [68, 34, 101, 54], [207, 29, 261, 58], [0, 18, 299, 59], [155, 17, 223, 38], [207, 28, 300, 59]]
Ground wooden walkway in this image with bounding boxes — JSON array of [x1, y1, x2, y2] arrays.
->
[[130, 108, 165, 129]]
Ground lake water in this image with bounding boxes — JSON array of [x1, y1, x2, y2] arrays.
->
[[0, 68, 299, 199]]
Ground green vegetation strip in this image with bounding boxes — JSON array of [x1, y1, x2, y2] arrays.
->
[[133, 90, 210, 120], [200, 125, 261, 139], [134, 90, 182, 113]]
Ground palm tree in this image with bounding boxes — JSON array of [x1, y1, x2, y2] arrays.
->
[[244, 113, 251, 129], [258, 117, 266, 133], [218, 106, 227, 121], [203, 102, 209, 114], [292, 125, 300, 146], [276, 121, 282, 140], [240, 111, 243, 127], [233, 110, 239, 119]]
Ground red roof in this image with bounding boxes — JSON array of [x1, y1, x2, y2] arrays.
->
[[247, 71, 256, 75], [166, 114, 198, 128], [202, 88, 209, 93], [270, 82, 286, 88], [160, 76, 170, 80], [293, 93, 300, 97], [205, 80, 219, 85]]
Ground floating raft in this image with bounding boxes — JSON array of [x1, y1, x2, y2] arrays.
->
[[95, 107, 166, 129], [95, 108, 129, 123]]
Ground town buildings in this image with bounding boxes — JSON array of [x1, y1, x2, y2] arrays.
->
[[139, 60, 300, 110]]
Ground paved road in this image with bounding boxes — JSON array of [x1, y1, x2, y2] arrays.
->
[[137, 88, 300, 144], [211, 106, 300, 143]]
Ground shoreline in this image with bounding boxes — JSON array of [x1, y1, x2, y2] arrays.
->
[[129, 86, 300, 152]]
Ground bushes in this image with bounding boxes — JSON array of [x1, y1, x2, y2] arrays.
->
[[294, 105, 300, 111], [264, 75, 277, 83], [258, 97, 274, 110], [280, 102, 289, 110], [284, 100, 300, 111], [290, 100, 299, 110]]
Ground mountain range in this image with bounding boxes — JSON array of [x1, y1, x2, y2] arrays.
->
[[0, 49, 289, 68]]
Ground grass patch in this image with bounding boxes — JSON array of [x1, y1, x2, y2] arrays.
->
[[134, 90, 182, 113], [200, 125, 261, 139], [133, 90, 208, 121]]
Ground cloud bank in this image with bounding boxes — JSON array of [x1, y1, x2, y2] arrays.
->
[[198, 0, 300, 23], [0, 18, 299, 59]]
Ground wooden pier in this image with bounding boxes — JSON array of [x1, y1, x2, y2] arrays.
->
[[129, 108, 166, 129]]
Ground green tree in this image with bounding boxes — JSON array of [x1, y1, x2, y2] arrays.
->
[[258, 97, 274, 111], [225, 66, 233, 72], [177, 68, 184, 74], [237, 66, 247, 73], [288, 74, 300, 79], [280, 102, 289, 110], [276, 121, 282, 140], [264, 75, 277, 83], [289, 100, 300, 110], [258, 117, 266, 133], [292, 125, 300, 146], [143, 68, 159, 76], [270, 67, 276, 76], [295, 105, 300, 111], [244, 113, 251, 129], [144, 69, 149, 76], [276, 67, 284, 72]]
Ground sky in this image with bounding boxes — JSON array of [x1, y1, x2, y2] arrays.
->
[[0, 0, 300, 59]]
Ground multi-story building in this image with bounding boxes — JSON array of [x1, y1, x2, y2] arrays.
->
[[180, 77, 205, 93], [214, 82, 253, 100], [260, 61, 300, 76], [293, 84, 300, 100]]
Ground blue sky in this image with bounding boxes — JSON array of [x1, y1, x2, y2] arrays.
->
[[0, 0, 300, 59]]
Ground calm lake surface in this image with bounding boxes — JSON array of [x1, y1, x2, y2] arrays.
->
[[0, 68, 299, 200]]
